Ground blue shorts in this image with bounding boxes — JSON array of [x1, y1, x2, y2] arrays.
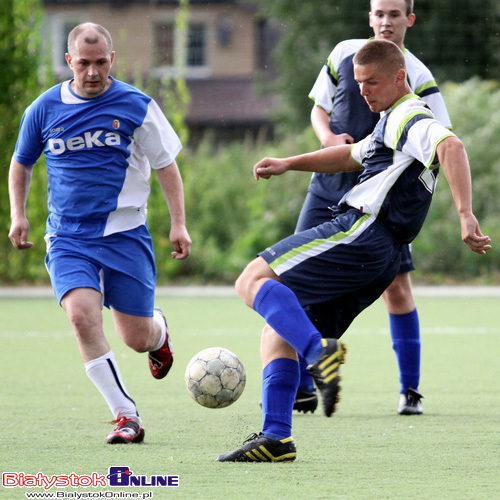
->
[[296, 190, 414, 274], [45, 225, 156, 316], [259, 209, 402, 338]]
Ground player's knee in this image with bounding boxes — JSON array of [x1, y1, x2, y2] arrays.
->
[[383, 274, 415, 311], [235, 264, 256, 307], [236, 257, 276, 308], [122, 333, 149, 353], [66, 307, 102, 336]]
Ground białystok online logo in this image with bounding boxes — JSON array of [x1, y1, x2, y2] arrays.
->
[[2, 467, 179, 490]]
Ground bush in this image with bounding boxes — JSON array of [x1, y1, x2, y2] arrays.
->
[[411, 78, 500, 283], [151, 129, 317, 283], [2, 79, 498, 285]]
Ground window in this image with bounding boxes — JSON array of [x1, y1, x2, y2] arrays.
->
[[153, 20, 207, 74], [44, 14, 88, 77], [187, 23, 206, 67], [153, 22, 175, 67]]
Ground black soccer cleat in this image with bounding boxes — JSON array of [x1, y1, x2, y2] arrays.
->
[[398, 388, 425, 415], [293, 389, 318, 414], [216, 433, 297, 462], [308, 338, 347, 417]]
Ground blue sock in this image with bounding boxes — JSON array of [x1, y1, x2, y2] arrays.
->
[[253, 280, 323, 365], [390, 309, 420, 393], [298, 355, 315, 392], [261, 358, 300, 440]]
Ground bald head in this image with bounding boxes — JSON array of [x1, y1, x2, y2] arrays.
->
[[67, 23, 113, 57]]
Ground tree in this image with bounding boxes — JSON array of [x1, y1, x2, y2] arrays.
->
[[0, 0, 44, 282], [253, 0, 500, 130]]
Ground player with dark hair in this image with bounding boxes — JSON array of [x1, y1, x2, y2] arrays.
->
[[8, 22, 191, 444], [294, 0, 452, 416], [217, 39, 490, 462]]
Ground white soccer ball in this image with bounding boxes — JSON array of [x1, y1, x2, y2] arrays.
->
[[185, 347, 246, 408]]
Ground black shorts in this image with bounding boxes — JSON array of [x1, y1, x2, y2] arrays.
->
[[296, 189, 414, 274], [259, 209, 402, 338]]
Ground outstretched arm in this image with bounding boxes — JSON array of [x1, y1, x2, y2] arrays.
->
[[155, 161, 192, 260], [8, 158, 34, 250], [253, 144, 360, 180], [437, 137, 491, 255]]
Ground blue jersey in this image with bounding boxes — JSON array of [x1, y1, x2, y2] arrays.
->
[[347, 94, 455, 243], [308, 39, 452, 202], [14, 77, 182, 238]]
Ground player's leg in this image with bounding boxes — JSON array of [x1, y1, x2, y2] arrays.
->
[[61, 287, 144, 443], [217, 325, 299, 462], [101, 226, 173, 380], [260, 324, 299, 441], [111, 307, 173, 380], [294, 190, 336, 411], [381, 246, 424, 415], [46, 235, 144, 443], [235, 258, 324, 366]]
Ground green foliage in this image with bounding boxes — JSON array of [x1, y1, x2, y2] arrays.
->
[[0, 0, 45, 283], [151, 130, 317, 284], [254, 0, 367, 130], [2, 79, 499, 285], [412, 78, 500, 283], [252, 0, 500, 130], [406, 0, 499, 82]]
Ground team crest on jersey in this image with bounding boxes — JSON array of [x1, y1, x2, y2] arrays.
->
[[365, 139, 376, 159], [112, 119, 120, 129]]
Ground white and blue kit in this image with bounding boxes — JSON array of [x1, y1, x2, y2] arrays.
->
[[260, 94, 454, 337], [300, 38, 452, 274], [14, 77, 182, 314], [305, 38, 451, 204]]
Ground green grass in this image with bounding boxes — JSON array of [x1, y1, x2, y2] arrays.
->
[[1, 292, 499, 500]]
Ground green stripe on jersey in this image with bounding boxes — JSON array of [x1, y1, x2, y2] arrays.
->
[[269, 213, 371, 271]]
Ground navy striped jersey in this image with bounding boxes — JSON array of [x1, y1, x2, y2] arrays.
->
[[346, 94, 455, 243], [308, 38, 452, 201]]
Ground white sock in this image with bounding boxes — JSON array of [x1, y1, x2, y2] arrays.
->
[[85, 351, 140, 423], [151, 309, 167, 352]]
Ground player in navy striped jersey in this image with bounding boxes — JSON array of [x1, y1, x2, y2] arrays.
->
[[218, 39, 490, 462], [295, 0, 452, 416], [8, 23, 191, 444]]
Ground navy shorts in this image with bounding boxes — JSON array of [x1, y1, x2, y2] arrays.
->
[[296, 190, 414, 274], [44, 225, 156, 316], [259, 209, 402, 338]]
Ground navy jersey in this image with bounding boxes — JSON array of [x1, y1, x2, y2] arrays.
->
[[347, 94, 455, 243], [308, 39, 452, 202], [14, 77, 182, 238]]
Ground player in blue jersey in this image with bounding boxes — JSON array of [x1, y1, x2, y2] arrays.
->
[[217, 39, 490, 462], [293, 0, 452, 416], [8, 23, 191, 444]]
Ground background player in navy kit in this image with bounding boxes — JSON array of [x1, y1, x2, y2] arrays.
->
[[217, 39, 490, 462], [8, 23, 191, 444], [295, 0, 451, 416]]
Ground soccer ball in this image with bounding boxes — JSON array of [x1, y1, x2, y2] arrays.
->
[[185, 347, 246, 408]]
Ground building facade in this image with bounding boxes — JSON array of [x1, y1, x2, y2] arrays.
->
[[43, 0, 279, 143]]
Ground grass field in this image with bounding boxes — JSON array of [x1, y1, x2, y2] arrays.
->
[[1, 290, 499, 500]]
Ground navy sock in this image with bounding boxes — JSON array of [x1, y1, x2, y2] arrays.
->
[[390, 309, 421, 393], [298, 354, 315, 392], [253, 280, 323, 365], [261, 358, 300, 440]]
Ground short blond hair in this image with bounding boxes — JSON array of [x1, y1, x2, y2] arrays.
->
[[353, 39, 406, 74], [370, 0, 413, 16]]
